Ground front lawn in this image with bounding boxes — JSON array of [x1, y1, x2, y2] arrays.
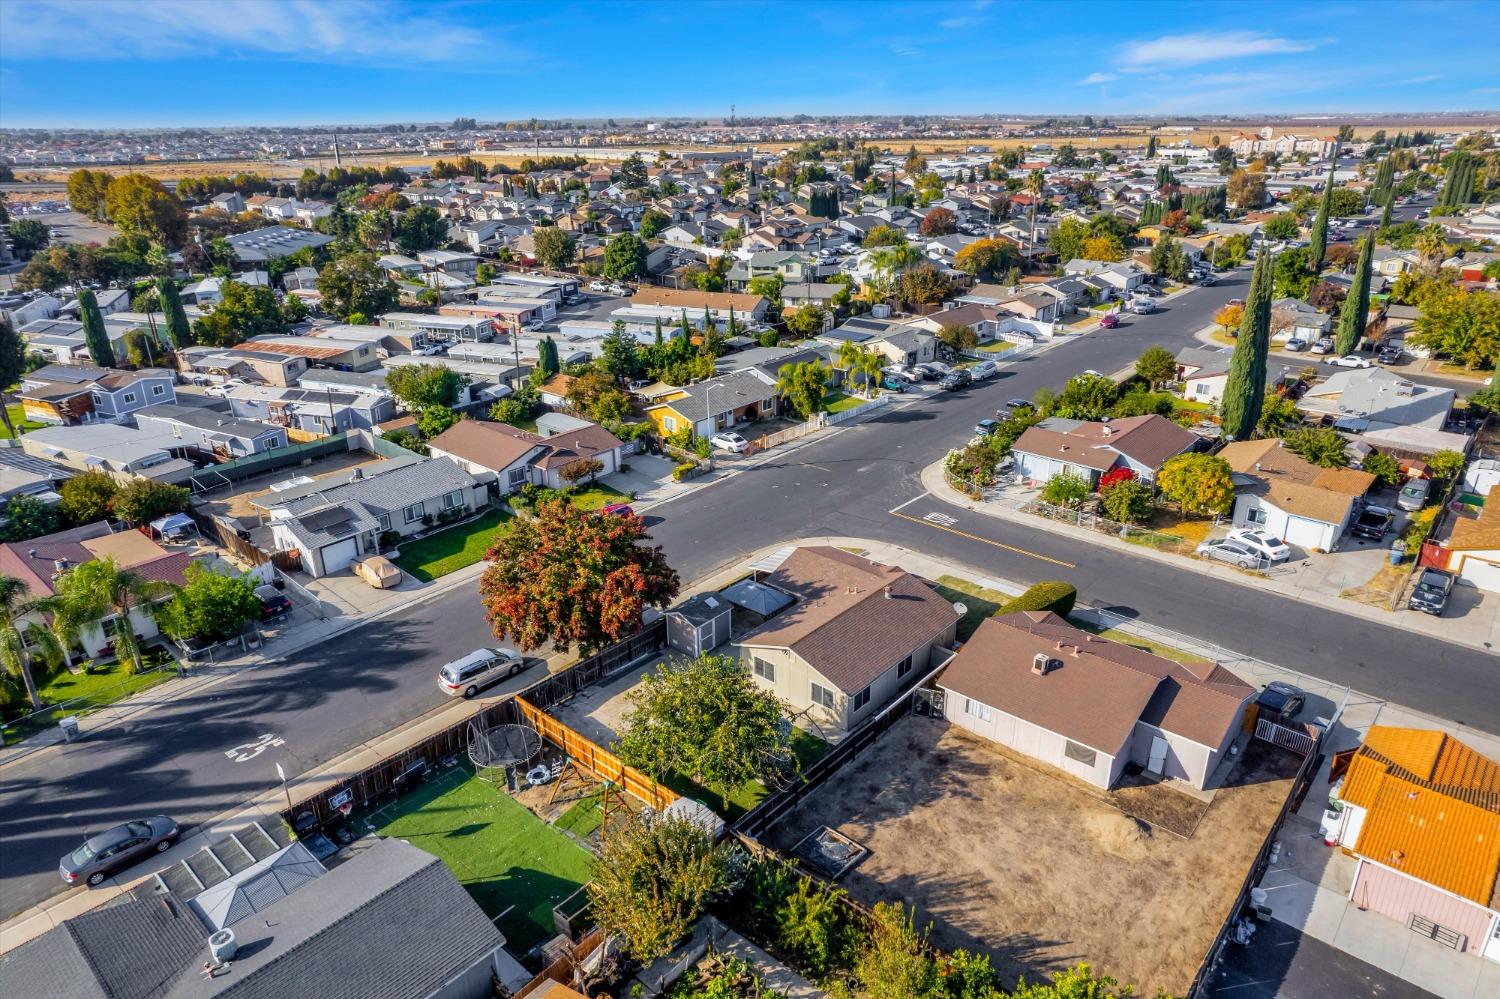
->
[[933, 575, 1010, 641], [660, 727, 829, 821], [3, 662, 176, 745], [394, 508, 512, 582], [1, 404, 46, 440], [979, 339, 1017, 353], [823, 391, 866, 414], [567, 483, 630, 512], [371, 765, 592, 954]]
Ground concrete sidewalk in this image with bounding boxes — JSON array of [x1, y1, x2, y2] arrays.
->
[[918, 460, 1500, 655]]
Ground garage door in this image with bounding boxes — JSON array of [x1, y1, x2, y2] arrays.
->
[[1459, 555, 1500, 593], [319, 537, 359, 574], [1283, 516, 1326, 550]]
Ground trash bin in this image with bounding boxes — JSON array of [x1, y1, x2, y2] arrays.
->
[[1389, 540, 1405, 566], [59, 715, 80, 742]]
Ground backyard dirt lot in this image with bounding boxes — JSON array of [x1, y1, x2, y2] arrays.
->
[[767, 715, 1300, 997]]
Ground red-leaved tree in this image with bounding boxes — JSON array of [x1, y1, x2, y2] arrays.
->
[[1098, 466, 1138, 491], [918, 207, 957, 237], [479, 499, 679, 654]]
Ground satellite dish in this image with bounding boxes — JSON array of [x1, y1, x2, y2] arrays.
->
[[953, 602, 968, 616]]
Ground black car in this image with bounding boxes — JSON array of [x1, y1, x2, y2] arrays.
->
[[939, 369, 972, 391], [61, 816, 180, 887], [1258, 681, 1305, 720], [255, 584, 292, 620], [1408, 569, 1454, 615], [1349, 506, 1394, 541]]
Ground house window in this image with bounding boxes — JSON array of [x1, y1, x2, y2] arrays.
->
[[1194, 383, 1210, 397], [265, 438, 282, 450], [662, 416, 676, 432], [151, 385, 165, 396], [507, 467, 528, 489], [810, 682, 836, 711], [964, 698, 992, 722], [403, 502, 425, 524], [851, 686, 871, 712], [123, 392, 137, 404], [1063, 741, 1098, 767], [377, 514, 391, 531], [443, 489, 463, 509], [896, 653, 914, 678], [752, 657, 775, 682], [91, 393, 102, 406], [1247, 507, 1267, 526]]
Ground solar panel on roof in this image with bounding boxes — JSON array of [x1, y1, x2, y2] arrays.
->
[[301, 507, 355, 536]]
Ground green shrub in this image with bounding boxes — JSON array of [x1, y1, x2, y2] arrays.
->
[[671, 462, 697, 482], [999, 581, 1078, 617]]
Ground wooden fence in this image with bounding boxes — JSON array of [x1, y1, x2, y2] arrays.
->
[[524, 618, 667, 711], [516, 697, 678, 812], [513, 928, 607, 998]]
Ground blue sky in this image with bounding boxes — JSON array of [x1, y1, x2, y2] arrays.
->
[[1, 0, 1497, 128]]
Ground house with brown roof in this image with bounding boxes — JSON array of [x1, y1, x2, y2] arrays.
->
[[1220, 438, 1374, 552], [628, 287, 770, 322], [1327, 727, 1500, 956], [1010, 414, 1199, 487], [938, 612, 1255, 790], [737, 547, 960, 736], [1426, 484, 1500, 593], [0, 522, 195, 662], [427, 416, 623, 494]]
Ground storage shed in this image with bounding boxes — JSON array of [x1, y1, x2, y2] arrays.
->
[[666, 592, 733, 657]]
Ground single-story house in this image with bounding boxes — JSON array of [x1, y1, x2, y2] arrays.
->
[[428, 416, 623, 494], [645, 369, 777, 439], [1300, 368, 1454, 434], [1175, 347, 1299, 407], [0, 837, 511, 999], [242, 335, 381, 373], [1011, 414, 1199, 486], [177, 345, 309, 386], [267, 457, 485, 577], [939, 611, 1255, 790], [1061, 259, 1146, 293], [1327, 727, 1500, 958], [0, 447, 72, 505], [1220, 438, 1375, 551], [0, 523, 194, 662], [1427, 485, 1500, 592], [737, 546, 959, 735], [628, 287, 770, 323], [1271, 298, 1333, 343], [20, 423, 197, 483]]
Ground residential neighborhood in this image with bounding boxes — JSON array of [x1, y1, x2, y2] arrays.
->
[[2, 4, 1500, 999]]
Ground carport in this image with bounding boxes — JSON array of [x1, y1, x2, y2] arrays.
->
[[719, 577, 795, 635]]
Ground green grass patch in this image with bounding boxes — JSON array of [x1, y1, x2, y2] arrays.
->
[[3, 662, 175, 745], [1172, 397, 1213, 414], [395, 508, 512, 582], [979, 339, 1017, 353], [372, 765, 592, 954], [555, 790, 603, 840], [567, 483, 630, 512], [822, 391, 867, 414], [1069, 617, 1210, 665], [934, 575, 1010, 640], [660, 727, 829, 821], [1, 404, 46, 440]]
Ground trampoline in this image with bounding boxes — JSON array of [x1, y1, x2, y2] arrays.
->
[[468, 721, 542, 785]]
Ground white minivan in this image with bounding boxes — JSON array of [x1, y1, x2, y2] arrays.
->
[[969, 359, 999, 381], [438, 647, 527, 698]]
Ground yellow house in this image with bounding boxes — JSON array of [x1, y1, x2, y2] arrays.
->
[[644, 370, 776, 440]]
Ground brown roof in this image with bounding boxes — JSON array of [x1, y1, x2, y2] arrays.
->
[[1220, 438, 1374, 524], [1449, 485, 1500, 551], [939, 612, 1253, 754], [629, 288, 767, 313], [0, 522, 112, 599], [1012, 426, 1122, 472], [739, 547, 958, 694], [429, 418, 621, 473], [1058, 415, 1198, 471]]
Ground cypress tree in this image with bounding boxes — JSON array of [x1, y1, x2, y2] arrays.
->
[[1335, 234, 1375, 355], [539, 336, 560, 376], [77, 289, 117, 367], [1146, 135, 1157, 159], [1378, 195, 1394, 231], [1221, 251, 1273, 441], [654, 316, 663, 346], [1309, 161, 1336, 271], [158, 277, 194, 349], [727, 306, 737, 337], [677, 309, 690, 341]]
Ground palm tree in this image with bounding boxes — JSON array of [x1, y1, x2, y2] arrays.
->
[[1415, 227, 1449, 275], [1026, 169, 1046, 270], [54, 558, 174, 674], [0, 576, 45, 710], [835, 341, 884, 397], [870, 242, 921, 282]]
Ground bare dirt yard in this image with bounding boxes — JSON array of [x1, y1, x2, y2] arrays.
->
[[766, 715, 1299, 997]]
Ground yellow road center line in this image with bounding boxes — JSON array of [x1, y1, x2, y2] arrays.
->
[[889, 510, 1078, 570]]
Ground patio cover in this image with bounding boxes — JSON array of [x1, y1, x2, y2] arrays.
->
[[719, 578, 795, 617]]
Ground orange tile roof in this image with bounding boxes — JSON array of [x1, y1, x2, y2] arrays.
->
[[1340, 726, 1500, 906]]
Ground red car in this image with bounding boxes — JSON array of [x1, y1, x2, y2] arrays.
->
[[1099, 313, 1121, 329], [600, 503, 635, 518]]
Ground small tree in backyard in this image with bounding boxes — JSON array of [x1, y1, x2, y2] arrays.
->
[[1099, 478, 1155, 524], [1135, 345, 1177, 388], [617, 653, 795, 808], [775, 359, 829, 419], [1041, 470, 1090, 508], [157, 563, 261, 644], [936, 323, 978, 355], [1362, 451, 1402, 487], [566, 368, 630, 422], [785, 304, 827, 338], [1284, 426, 1349, 468], [109, 479, 188, 526], [559, 457, 604, 487], [0, 496, 61, 543], [1157, 452, 1235, 517], [532, 227, 577, 271], [385, 363, 467, 410], [1256, 392, 1304, 438], [59, 471, 118, 525], [600, 320, 640, 381], [918, 206, 957, 236], [1429, 449, 1466, 484], [587, 814, 732, 962], [416, 405, 459, 439], [479, 498, 678, 654]]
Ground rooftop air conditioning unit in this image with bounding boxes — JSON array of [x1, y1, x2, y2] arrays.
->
[[1032, 653, 1055, 675], [209, 928, 237, 965]]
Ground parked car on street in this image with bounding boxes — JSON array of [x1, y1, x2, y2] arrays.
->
[[974, 418, 998, 436], [254, 584, 292, 620], [1226, 529, 1291, 563], [1408, 568, 1455, 615], [1003, 398, 1032, 411], [939, 369, 972, 391], [1258, 681, 1305, 720], [969, 359, 998, 381], [60, 816, 180, 887], [1377, 343, 1403, 364], [1194, 538, 1263, 568], [206, 378, 249, 397], [1312, 337, 1335, 354], [879, 375, 906, 392], [710, 431, 749, 453], [1199, 274, 1217, 286], [1130, 298, 1157, 315], [1397, 478, 1431, 512], [1349, 505, 1395, 541], [1284, 338, 1308, 352], [1327, 354, 1373, 368], [1098, 313, 1121, 329], [438, 647, 527, 698]]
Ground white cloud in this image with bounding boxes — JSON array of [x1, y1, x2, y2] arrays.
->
[[0, 0, 499, 63], [890, 44, 926, 58], [1118, 31, 1315, 68], [939, 16, 980, 29], [1079, 72, 1117, 85]]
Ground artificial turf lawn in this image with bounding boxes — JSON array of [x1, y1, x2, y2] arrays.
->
[[372, 766, 592, 953], [394, 508, 512, 582]]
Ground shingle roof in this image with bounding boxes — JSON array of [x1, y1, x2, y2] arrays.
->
[[279, 457, 476, 521], [1339, 727, 1500, 907], [1046, 415, 1198, 471], [1449, 485, 1500, 550], [1221, 439, 1374, 525], [430, 418, 620, 473], [938, 612, 1252, 754], [739, 547, 958, 694], [0, 892, 207, 999], [0, 521, 114, 598], [647, 370, 773, 424], [1011, 426, 1121, 472]]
